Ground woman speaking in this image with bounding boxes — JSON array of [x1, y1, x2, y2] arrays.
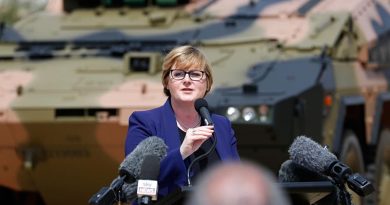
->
[[124, 45, 240, 200]]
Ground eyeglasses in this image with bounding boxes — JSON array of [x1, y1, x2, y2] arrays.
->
[[170, 70, 205, 81]]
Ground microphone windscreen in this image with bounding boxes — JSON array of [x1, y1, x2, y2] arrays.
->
[[119, 136, 167, 183], [278, 160, 328, 182], [122, 181, 138, 202], [139, 155, 160, 180], [288, 136, 337, 173], [194, 98, 208, 112]]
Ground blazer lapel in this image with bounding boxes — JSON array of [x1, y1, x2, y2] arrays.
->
[[213, 119, 227, 161], [160, 99, 182, 151]]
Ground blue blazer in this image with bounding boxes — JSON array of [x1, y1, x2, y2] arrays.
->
[[124, 98, 239, 197]]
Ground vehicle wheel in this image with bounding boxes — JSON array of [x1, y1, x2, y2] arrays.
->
[[363, 164, 377, 205], [375, 129, 390, 205], [339, 130, 365, 205]]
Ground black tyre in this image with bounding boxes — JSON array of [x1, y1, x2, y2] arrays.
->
[[375, 129, 390, 205], [363, 164, 377, 205], [339, 130, 365, 205]]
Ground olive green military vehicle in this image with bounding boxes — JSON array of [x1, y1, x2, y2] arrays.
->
[[0, 0, 389, 205], [0, 0, 50, 24]]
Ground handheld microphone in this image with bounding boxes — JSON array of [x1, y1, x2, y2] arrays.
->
[[89, 136, 167, 205], [195, 98, 213, 126], [186, 98, 217, 186], [289, 136, 374, 196], [137, 155, 160, 205]]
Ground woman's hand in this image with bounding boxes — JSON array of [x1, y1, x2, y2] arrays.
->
[[180, 125, 214, 159]]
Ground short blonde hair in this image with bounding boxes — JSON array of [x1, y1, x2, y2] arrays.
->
[[161, 45, 213, 96]]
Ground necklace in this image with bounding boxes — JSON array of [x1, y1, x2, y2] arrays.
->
[[176, 116, 201, 131]]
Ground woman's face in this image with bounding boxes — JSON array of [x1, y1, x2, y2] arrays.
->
[[167, 65, 208, 104]]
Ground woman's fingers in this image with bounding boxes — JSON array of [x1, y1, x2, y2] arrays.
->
[[191, 125, 214, 136], [180, 126, 215, 159]]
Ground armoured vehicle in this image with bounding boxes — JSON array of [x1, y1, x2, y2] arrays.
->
[[0, 0, 389, 205]]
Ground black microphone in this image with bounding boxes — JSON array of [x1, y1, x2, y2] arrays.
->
[[278, 159, 328, 182], [119, 136, 167, 184], [279, 160, 339, 205], [289, 136, 374, 196], [185, 98, 217, 186], [119, 136, 167, 201], [195, 98, 213, 126], [89, 136, 167, 205], [137, 155, 160, 205]]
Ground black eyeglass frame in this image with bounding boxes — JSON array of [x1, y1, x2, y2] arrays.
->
[[169, 69, 206, 81]]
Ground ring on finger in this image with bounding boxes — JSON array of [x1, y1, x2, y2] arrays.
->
[[192, 129, 196, 135]]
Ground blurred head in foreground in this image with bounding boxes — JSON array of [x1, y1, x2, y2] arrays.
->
[[186, 160, 291, 205]]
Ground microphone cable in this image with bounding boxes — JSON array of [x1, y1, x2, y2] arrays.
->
[[186, 132, 217, 186]]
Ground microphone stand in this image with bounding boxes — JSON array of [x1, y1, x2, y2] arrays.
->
[[325, 161, 373, 205], [186, 132, 217, 186], [89, 176, 126, 205], [138, 195, 152, 205]]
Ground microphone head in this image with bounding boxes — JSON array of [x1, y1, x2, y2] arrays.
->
[[140, 155, 160, 180], [278, 160, 328, 182], [119, 136, 167, 183], [194, 98, 208, 112], [194, 98, 214, 125], [288, 136, 337, 173]]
